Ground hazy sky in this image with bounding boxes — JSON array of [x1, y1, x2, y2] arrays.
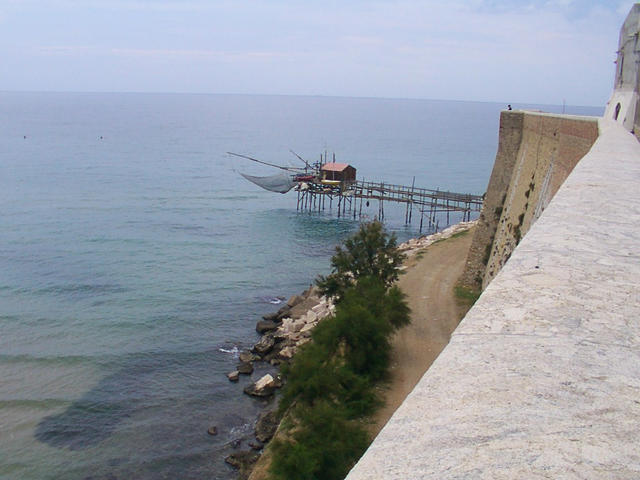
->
[[0, 0, 635, 105]]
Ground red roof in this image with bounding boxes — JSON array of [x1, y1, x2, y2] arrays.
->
[[321, 163, 351, 172]]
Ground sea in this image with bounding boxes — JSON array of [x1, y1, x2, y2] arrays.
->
[[0, 92, 603, 480]]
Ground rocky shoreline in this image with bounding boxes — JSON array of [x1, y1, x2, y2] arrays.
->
[[221, 220, 477, 478], [219, 286, 335, 477]]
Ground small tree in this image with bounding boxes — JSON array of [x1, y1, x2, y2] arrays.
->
[[316, 221, 405, 302]]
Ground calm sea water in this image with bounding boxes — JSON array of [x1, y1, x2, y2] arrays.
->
[[0, 92, 602, 479]]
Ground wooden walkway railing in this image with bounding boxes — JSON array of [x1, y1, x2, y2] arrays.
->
[[296, 178, 484, 233]]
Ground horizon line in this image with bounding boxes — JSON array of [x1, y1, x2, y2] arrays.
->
[[0, 89, 605, 110]]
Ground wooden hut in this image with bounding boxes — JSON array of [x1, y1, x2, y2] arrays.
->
[[320, 163, 356, 184]]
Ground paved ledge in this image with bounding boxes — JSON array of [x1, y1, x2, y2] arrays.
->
[[345, 119, 640, 479]]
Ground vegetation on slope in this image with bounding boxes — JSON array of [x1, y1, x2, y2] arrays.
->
[[268, 222, 410, 480]]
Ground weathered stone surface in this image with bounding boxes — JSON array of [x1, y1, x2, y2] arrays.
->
[[239, 350, 259, 363], [278, 345, 296, 360], [458, 110, 598, 291], [227, 371, 239, 382], [248, 441, 263, 451], [236, 361, 254, 375], [244, 374, 276, 397], [288, 297, 321, 319], [225, 450, 260, 471], [276, 304, 291, 320], [256, 320, 278, 334], [345, 121, 640, 479], [271, 374, 283, 389], [255, 409, 280, 443], [304, 285, 320, 298], [261, 311, 280, 322], [290, 319, 305, 333], [304, 310, 318, 323], [252, 334, 275, 356], [287, 294, 304, 308], [278, 317, 295, 334], [299, 322, 315, 335]]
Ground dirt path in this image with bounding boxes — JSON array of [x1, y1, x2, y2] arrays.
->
[[368, 229, 474, 437]]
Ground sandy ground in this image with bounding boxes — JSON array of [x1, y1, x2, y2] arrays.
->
[[368, 228, 474, 438]]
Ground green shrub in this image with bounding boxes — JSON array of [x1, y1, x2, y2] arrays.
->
[[270, 401, 369, 480], [269, 223, 411, 480], [316, 221, 405, 302]]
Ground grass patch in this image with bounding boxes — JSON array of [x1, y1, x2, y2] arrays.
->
[[450, 229, 470, 239], [454, 285, 481, 307]]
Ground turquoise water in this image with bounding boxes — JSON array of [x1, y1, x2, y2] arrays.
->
[[0, 92, 602, 479]]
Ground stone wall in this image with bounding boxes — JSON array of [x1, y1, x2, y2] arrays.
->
[[604, 3, 640, 134], [460, 110, 598, 290], [345, 117, 640, 480]]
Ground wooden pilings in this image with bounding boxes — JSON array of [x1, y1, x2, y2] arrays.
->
[[293, 179, 482, 230]]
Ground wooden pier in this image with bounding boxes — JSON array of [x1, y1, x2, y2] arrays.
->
[[296, 178, 483, 233], [227, 151, 484, 232]]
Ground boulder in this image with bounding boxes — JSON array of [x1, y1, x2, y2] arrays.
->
[[272, 374, 284, 389], [244, 374, 276, 397], [299, 323, 315, 335], [311, 301, 327, 313], [291, 319, 305, 333], [279, 317, 295, 334], [287, 294, 304, 308], [304, 285, 321, 298], [252, 334, 275, 356], [273, 328, 290, 342], [239, 350, 259, 363], [256, 320, 278, 334], [276, 304, 291, 320], [278, 346, 296, 360], [224, 450, 260, 471], [236, 361, 254, 375], [261, 311, 280, 322], [288, 297, 321, 319], [248, 441, 263, 451], [255, 409, 280, 443], [227, 371, 240, 382], [288, 333, 301, 342]]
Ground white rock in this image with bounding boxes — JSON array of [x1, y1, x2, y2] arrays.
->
[[280, 317, 295, 333], [300, 323, 315, 334], [254, 374, 275, 391], [278, 346, 296, 359]]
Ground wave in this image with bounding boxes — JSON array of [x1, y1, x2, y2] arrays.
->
[[259, 296, 285, 305], [218, 345, 239, 355]]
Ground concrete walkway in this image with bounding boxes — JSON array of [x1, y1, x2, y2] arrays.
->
[[345, 119, 640, 479]]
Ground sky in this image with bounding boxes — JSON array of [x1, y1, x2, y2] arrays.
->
[[0, 0, 635, 105]]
